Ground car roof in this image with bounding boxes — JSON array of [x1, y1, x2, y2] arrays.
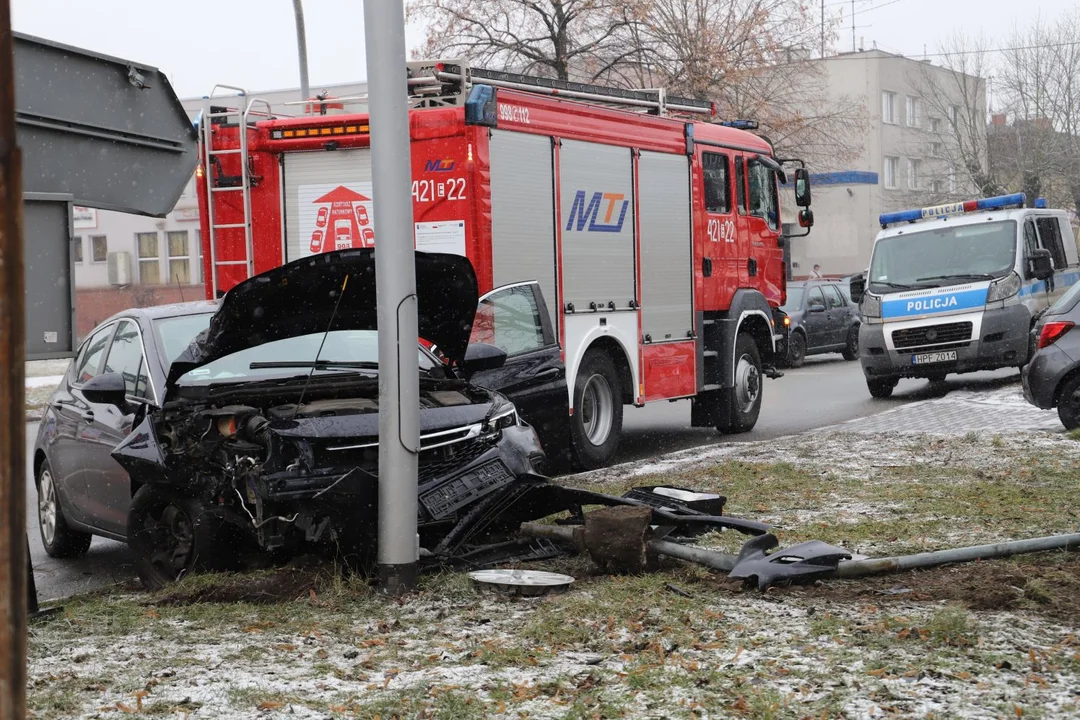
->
[[98, 300, 219, 326]]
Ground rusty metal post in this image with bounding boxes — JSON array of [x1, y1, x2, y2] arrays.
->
[[0, 0, 28, 717]]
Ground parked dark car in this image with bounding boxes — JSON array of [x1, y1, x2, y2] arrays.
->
[[34, 250, 565, 589], [778, 280, 861, 367], [1022, 281, 1080, 428]]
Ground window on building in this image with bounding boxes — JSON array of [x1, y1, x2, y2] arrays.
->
[[884, 156, 899, 189], [949, 166, 957, 193], [906, 96, 920, 127], [949, 105, 960, 127], [930, 117, 943, 133], [72, 235, 83, 264], [137, 232, 160, 284], [167, 230, 191, 284], [90, 235, 108, 263], [908, 159, 921, 190], [702, 152, 731, 214], [930, 141, 944, 158], [882, 91, 897, 124], [195, 230, 203, 284], [932, 179, 945, 194]]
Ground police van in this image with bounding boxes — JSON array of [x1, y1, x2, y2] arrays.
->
[[849, 193, 1079, 398]]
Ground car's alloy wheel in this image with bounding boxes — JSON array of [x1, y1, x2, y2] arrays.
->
[[128, 486, 235, 591], [37, 461, 92, 558], [1057, 375, 1080, 430], [788, 332, 806, 368]]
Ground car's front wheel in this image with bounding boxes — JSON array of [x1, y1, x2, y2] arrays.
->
[[787, 331, 807, 368], [37, 460, 92, 558], [128, 485, 235, 591], [841, 326, 859, 361]]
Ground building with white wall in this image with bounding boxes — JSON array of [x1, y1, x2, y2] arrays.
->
[[72, 80, 368, 291], [789, 49, 986, 278]]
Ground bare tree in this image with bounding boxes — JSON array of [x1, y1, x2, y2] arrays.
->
[[915, 33, 1001, 200], [405, 0, 635, 81]]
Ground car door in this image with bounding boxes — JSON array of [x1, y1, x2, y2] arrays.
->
[[822, 284, 847, 346], [802, 285, 829, 351], [1022, 218, 1051, 311], [48, 323, 116, 526], [82, 318, 155, 536], [467, 282, 568, 456]]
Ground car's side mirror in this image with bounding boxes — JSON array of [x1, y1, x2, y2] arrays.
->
[[794, 167, 812, 207], [809, 303, 826, 314], [1028, 248, 1054, 280], [82, 372, 128, 408], [849, 273, 865, 305], [460, 342, 507, 377]]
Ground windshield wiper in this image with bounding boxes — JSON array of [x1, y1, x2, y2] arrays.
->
[[870, 280, 918, 290], [249, 360, 379, 370], [915, 273, 996, 283]]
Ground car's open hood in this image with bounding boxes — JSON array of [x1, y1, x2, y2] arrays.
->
[[165, 249, 478, 388]]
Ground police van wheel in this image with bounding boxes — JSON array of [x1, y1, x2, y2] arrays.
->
[[569, 349, 623, 470], [867, 377, 898, 398]]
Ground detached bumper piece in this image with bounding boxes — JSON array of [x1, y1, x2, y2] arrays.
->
[[727, 534, 852, 590]]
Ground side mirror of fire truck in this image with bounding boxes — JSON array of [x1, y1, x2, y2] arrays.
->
[[798, 208, 814, 228], [794, 168, 812, 207]]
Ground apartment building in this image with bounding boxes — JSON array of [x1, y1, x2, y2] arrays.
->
[[791, 49, 986, 278]]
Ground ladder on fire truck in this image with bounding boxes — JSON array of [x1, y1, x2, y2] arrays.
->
[[404, 60, 716, 116], [200, 85, 273, 294]]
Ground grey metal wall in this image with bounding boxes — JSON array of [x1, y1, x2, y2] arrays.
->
[[489, 130, 557, 322], [638, 151, 693, 342], [558, 139, 636, 310], [23, 194, 76, 359], [283, 149, 373, 261]]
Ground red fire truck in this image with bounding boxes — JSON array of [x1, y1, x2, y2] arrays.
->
[[195, 63, 814, 470]]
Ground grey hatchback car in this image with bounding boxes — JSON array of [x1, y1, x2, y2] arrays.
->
[[1022, 281, 1080, 428]]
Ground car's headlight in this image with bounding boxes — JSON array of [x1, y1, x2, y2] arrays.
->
[[860, 292, 882, 318], [484, 404, 519, 436], [986, 271, 1021, 303]]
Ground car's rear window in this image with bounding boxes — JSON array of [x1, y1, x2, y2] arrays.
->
[[153, 313, 215, 364]]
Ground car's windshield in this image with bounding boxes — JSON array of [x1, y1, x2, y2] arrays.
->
[[177, 330, 439, 386], [781, 287, 804, 312], [153, 313, 215, 364], [868, 220, 1017, 292]]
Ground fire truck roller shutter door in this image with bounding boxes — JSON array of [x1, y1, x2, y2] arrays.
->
[[489, 129, 557, 329], [283, 149, 374, 261], [639, 150, 693, 342]]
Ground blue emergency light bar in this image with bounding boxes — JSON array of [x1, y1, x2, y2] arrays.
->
[[718, 119, 759, 130], [879, 193, 1027, 228]]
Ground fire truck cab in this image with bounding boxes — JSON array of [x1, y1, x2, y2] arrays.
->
[[195, 63, 814, 470]]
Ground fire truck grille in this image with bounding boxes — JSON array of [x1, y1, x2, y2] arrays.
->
[[892, 322, 973, 349]]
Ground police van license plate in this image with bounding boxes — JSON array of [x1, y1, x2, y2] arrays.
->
[[911, 351, 957, 365]]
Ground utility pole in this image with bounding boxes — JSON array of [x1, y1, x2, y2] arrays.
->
[[292, 0, 310, 102], [0, 0, 28, 715], [851, 0, 856, 53], [364, 0, 420, 596], [821, 0, 825, 58]]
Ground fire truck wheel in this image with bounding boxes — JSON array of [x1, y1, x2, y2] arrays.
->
[[570, 350, 623, 470], [719, 333, 763, 434]]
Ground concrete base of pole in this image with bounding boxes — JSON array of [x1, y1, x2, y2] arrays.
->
[[377, 562, 418, 597]]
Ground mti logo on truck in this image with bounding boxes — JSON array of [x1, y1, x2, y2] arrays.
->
[[565, 191, 630, 233]]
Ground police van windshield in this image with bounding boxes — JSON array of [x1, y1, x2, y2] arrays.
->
[[868, 221, 1017, 292]]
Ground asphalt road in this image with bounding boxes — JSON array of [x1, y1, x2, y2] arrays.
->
[[26, 353, 1022, 602]]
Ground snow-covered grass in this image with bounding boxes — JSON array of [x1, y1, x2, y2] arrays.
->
[[27, 430, 1080, 719]]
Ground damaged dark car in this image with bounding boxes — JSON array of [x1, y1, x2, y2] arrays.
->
[[98, 250, 548, 588]]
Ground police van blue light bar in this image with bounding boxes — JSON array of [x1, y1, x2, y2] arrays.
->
[[879, 193, 1027, 227]]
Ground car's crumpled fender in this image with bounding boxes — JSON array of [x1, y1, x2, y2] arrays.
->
[[111, 415, 176, 485]]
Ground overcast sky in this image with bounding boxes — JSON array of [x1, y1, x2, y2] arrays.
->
[[10, 0, 1077, 100]]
